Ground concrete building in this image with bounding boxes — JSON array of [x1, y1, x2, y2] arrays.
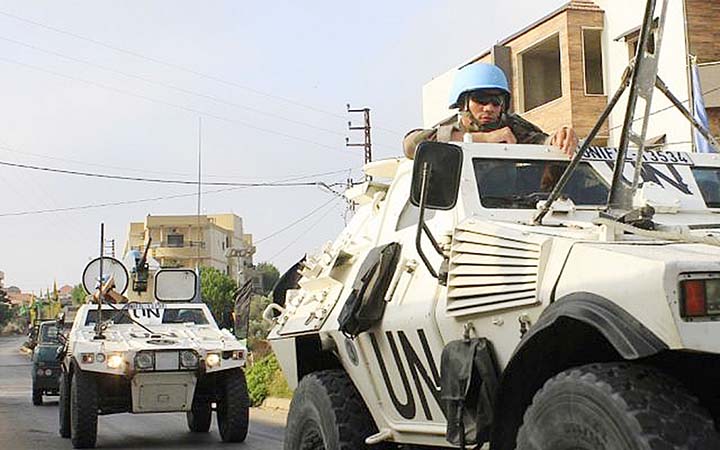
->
[[422, 0, 719, 150], [123, 214, 256, 285]]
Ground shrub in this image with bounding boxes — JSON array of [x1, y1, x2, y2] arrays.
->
[[246, 353, 280, 406]]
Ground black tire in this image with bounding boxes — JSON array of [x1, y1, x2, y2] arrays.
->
[[70, 370, 98, 449], [516, 363, 720, 450], [32, 386, 43, 406], [58, 370, 71, 438], [186, 399, 212, 433], [284, 370, 389, 450], [217, 368, 249, 442]]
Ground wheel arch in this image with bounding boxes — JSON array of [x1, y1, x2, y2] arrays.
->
[[490, 292, 669, 450]]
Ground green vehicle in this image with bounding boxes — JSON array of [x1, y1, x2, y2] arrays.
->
[[31, 321, 63, 405]]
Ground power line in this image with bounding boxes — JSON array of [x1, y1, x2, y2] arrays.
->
[[0, 143, 357, 181], [0, 187, 239, 217], [0, 9, 405, 137], [0, 158, 346, 189], [607, 84, 720, 133], [0, 56, 353, 156], [255, 197, 338, 245], [0, 35, 347, 137], [266, 199, 343, 262]]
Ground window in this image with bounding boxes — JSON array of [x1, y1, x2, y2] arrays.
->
[[583, 29, 605, 95], [520, 35, 562, 111], [167, 234, 184, 248], [473, 158, 609, 209]]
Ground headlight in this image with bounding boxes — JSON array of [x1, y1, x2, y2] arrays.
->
[[95, 353, 106, 363], [106, 354, 124, 369], [180, 350, 199, 369], [205, 353, 221, 368], [36, 368, 44, 375], [134, 352, 154, 370], [81, 353, 95, 364], [44, 368, 52, 376]]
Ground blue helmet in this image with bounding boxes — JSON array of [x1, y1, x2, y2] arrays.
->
[[448, 63, 510, 109]]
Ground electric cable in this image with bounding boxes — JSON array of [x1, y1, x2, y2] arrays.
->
[[255, 197, 338, 245], [265, 199, 343, 262], [0, 56, 354, 156], [0, 9, 405, 137], [0, 35, 347, 137], [0, 158, 346, 189]]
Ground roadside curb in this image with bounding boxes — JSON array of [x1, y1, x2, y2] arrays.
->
[[261, 397, 291, 411]]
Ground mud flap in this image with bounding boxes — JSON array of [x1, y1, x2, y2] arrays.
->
[[440, 338, 499, 448]]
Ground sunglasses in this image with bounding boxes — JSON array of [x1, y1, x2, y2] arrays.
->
[[467, 92, 504, 107]]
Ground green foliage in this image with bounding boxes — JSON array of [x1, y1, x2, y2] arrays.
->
[[0, 302, 14, 327], [246, 353, 280, 406], [267, 366, 293, 399], [200, 266, 237, 325], [256, 262, 280, 296], [248, 294, 272, 346], [71, 284, 86, 305]]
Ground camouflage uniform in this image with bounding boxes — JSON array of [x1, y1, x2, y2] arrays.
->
[[403, 113, 549, 158]]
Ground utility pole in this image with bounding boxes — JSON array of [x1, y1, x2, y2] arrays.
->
[[346, 104, 372, 166]]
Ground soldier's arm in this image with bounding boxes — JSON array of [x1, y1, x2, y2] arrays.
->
[[403, 128, 437, 159]]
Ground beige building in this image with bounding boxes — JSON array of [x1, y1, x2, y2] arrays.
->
[[422, 0, 720, 149], [123, 214, 256, 285]]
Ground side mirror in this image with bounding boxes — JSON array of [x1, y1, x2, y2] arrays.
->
[[154, 269, 197, 302], [410, 142, 463, 210]]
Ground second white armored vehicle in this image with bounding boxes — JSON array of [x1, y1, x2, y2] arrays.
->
[[58, 261, 249, 449]]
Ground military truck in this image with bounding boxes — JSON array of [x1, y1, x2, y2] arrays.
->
[[266, 1, 720, 449], [31, 320, 62, 405], [58, 258, 249, 449]]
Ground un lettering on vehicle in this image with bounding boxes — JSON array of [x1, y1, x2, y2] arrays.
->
[[368, 329, 442, 421]]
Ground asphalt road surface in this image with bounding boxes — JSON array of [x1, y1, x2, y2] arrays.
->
[[0, 336, 286, 450]]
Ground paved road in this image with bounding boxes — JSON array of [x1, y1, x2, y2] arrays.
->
[[0, 336, 286, 449]]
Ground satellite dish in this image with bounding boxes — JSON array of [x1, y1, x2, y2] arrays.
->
[[82, 257, 129, 295]]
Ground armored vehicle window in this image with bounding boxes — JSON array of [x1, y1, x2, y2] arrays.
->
[[39, 323, 59, 343], [473, 159, 608, 209], [162, 308, 209, 325], [692, 167, 720, 208]]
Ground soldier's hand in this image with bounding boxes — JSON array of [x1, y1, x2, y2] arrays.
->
[[471, 127, 518, 144], [549, 126, 578, 157]]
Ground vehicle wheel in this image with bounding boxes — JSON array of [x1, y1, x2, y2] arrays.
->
[[516, 363, 720, 450], [70, 370, 98, 449], [32, 386, 43, 406], [284, 369, 389, 450], [186, 399, 212, 433], [58, 371, 71, 438], [217, 368, 249, 442]]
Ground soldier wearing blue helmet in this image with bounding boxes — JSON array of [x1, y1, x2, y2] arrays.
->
[[403, 63, 577, 159]]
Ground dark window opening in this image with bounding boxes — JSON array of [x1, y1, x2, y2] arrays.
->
[[521, 35, 562, 111], [167, 234, 184, 248], [583, 29, 605, 95]]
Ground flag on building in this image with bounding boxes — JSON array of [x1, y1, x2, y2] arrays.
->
[[691, 58, 714, 153]]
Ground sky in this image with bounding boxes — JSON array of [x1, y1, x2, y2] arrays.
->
[[0, 0, 565, 292]]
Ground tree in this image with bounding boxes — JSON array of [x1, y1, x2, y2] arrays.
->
[[256, 262, 280, 296], [248, 294, 272, 349], [71, 284, 86, 305], [200, 266, 237, 326]]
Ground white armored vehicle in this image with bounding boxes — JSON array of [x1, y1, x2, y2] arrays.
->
[[268, 1, 720, 449], [58, 257, 249, 449]]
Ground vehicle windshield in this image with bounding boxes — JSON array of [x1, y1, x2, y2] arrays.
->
[[473, 158, 609, 209], [84, 307, 209, 326], [691, 167, 720, 208], [39, 324, 59, 343]]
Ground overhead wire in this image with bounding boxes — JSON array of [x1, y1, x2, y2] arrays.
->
[[0, 35, 348, 137], [265, 199, 344, 262], [255, 197, 338, 245], [0, 144, 357, 181], [0, 56, 354, 156], [0, 9, 405, 137]]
